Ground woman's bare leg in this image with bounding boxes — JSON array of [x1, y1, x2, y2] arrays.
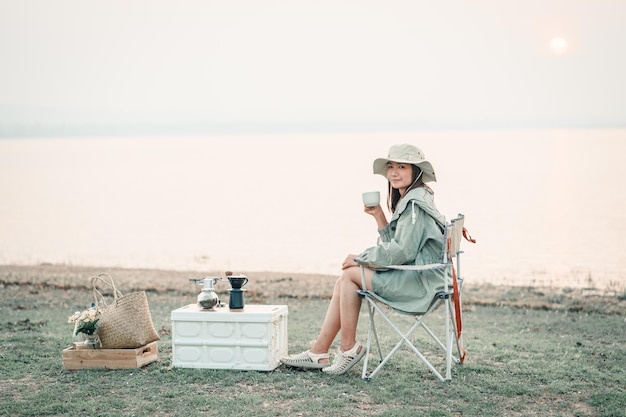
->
[[309, 278, 341, 359], [338, 266, 373, 351], [311, 267, 374, 355]]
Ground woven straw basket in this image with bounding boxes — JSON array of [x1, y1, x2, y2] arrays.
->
[[91, 273, 160, 349]]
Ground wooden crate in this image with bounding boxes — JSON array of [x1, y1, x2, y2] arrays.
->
[[62, 341, 158, 370]]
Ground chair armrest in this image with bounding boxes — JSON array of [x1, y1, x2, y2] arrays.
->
[[354, 257, 388, 270], [354, 257, 448, 271]]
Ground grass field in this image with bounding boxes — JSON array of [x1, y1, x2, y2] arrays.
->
[[1, 264, 625, 417]]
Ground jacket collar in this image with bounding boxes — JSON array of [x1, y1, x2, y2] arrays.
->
[[390, 187, 446, 229]]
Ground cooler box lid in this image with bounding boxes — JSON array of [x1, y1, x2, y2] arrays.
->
[[171, 304, 287, 322]]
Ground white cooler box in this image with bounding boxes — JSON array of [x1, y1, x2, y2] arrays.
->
[[171, 304, 288, 371]]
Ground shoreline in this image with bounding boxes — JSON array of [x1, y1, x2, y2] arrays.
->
[[1, 263, 625, 315]]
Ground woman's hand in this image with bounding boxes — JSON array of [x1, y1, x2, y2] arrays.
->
[[342, 254, 359, 270], [364, 204, 388, 229], [363, 204, 383, 216]]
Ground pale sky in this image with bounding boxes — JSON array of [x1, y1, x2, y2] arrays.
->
[[1, 0, 625, 136]]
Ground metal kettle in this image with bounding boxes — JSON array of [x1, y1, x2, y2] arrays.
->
[[189, 277, 221, 310]]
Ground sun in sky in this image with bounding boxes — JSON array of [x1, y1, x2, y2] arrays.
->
[[549, 36, 569, 55]]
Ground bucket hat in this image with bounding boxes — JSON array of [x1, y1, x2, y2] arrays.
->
[[372, 143, 437, 182]]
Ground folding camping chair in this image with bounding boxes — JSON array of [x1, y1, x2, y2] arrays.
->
[[355, 213, 475, 382]]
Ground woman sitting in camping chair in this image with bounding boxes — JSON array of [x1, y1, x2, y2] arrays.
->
[[281, 143, 448, 375]]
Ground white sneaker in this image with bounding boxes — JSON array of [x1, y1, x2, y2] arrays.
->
[[322, 342, 365, 375], [281, 350, 330, 369]]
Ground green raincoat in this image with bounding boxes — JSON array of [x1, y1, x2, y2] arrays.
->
[[357, 186, 448, 314]]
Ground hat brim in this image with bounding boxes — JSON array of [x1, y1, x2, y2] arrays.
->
[[373, 158, 437, 182]]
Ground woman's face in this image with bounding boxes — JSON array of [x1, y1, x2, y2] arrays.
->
[[386, 162, 414, 193]]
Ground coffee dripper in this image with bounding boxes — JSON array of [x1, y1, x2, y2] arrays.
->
[[226, 274, 248, 309]]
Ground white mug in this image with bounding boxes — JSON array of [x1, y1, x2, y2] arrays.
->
[[362, 191, 380, 207]]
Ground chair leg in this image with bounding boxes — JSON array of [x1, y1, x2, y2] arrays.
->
[[370, 306, 383, 361], [448, 297, 464, 365], [419, 322, 446, 351], [362, 299, 387, 378], [445, 298, 453, 381], [361, 300, 375, 380], [362, 298, 447, 382]]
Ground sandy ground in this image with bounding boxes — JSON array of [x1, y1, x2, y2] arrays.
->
[[1, 264, 625, 315]]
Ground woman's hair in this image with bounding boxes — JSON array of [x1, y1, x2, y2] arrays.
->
[[387, 165, 426, 213]]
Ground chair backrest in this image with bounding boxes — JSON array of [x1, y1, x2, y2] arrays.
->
[[442, 214, 465, 262]]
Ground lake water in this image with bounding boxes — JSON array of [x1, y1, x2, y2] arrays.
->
[[1, 129, 625, 290]]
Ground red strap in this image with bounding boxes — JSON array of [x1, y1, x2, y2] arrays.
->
[[450, 226, 475, 364], [463, 227, 476, 243]]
